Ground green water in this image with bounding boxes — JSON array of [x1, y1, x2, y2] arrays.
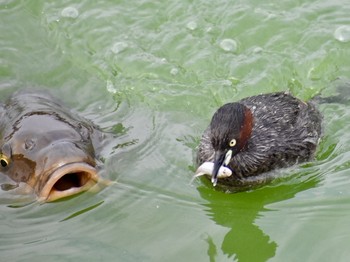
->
[[1, 0, 350, 261]]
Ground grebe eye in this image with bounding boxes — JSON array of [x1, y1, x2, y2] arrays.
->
[[0, 154, 10, 167], [229, 139, 236, 147]]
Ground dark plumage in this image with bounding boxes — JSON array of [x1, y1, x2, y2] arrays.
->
[[196, 92, 322, 187]]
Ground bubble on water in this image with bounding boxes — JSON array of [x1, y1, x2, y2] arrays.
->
[[61, 7, 79, 19], [219, 38, 238, 52], [170, 68, 179, 75], [186, 21, 198, 31], [334, 25, 350, 42], [106, 80, 117, 94], [111, 42, 128, 54], [253, 46, 263, 53]]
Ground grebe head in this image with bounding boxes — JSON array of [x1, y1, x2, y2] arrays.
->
[[209, 103, 253, 185]]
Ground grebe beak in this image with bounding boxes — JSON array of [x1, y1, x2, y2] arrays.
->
[[212, 150, 232, 186]]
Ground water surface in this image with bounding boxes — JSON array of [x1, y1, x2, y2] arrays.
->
[[1, 0, 350, 261]]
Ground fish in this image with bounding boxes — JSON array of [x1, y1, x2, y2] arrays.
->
[[192, 161, 232, 186], [0, 90, 105, 202]]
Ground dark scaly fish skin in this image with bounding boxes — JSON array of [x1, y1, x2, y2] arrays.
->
[[197, 92, 322, 187], [0, 90, 104, 201]]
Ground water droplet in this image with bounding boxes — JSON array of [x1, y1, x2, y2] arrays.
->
[[186, 21, 197, 31], [106, 80, 117, 94], [334, 25, 350, 42], [111, 42, 128, 54], [219, 38, 238, 52], [170, 68, 179, 75], [61, 7, 79, 19]]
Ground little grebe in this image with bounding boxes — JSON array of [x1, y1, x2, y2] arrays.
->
[[196, 92, 322, 187]]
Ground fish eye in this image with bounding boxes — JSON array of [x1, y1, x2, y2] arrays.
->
[[229, 139, 237, 147], [0, 154, 9, 167]]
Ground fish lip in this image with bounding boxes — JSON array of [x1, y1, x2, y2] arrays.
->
[[38, 162, 98, 202]]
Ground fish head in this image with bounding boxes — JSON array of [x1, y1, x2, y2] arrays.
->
[[0, 114, 99, 202]]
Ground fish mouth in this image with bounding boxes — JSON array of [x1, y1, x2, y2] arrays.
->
[[38, 162, 98, 202]]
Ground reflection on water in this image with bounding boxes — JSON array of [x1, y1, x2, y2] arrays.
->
[[60, 201, 104, 221], [197, 173, 320, 261]]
